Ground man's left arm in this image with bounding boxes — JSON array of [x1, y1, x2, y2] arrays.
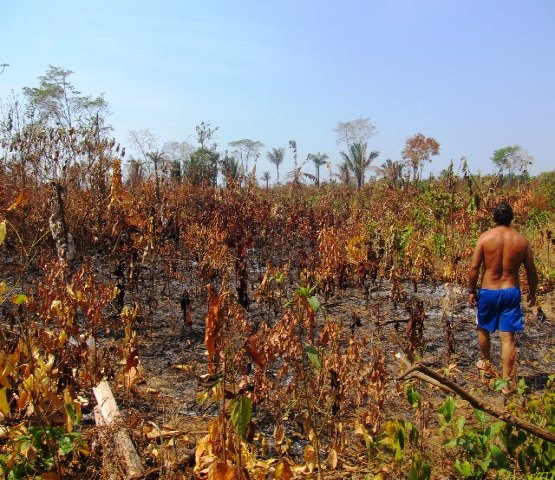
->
[[523, 242, 538, 306]]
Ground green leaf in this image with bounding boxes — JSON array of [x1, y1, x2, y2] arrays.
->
[[406, 422, 419, 446], [516, 378, 529, 395], [492, 378, 508, 392], [454, 459, 475, 477], [421, 460, 432, 480], [442, 438, 459, 448], [476, 451, 492, 473], [307, 295, 321, 313], [408, 453, 431, 480], [297, 286, 311, 298], [474, 408, 487, 424], [489, 444, 508, 468], [405, 384, 421, 408], [12, 294, 28, 305], [0, 221, 6, 246], [58, 435, 76, 456], [438, 396, 455, 423], [230, 395, 252, 439], [394, 426, 405, 462], [65, 402, 75, 420], [305, 344, 320, 369], [456, 415, 466, 434]]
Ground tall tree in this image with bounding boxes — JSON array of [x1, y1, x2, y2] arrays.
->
[[334, 118, 377, 149], [491, 145, 532, 177], [377, 159, 404, 185], [261, 171, 271, 189], [183, 148, 219, 186], [128, 129, 157, 162], [195, 121, 218, 150], [340, 142, 379, 189], [308, 152, 329, 186], [228, 139, 264, 178], [266, 147, 285, 182], [126, 156, 145, 188], [220, 152, 241, 186], [146, 150, 166, 201], [23, 65, 109, 131], [401, 133, 440, 182], [183, 122, 220, 186], [4, 66, 114, 186], [163, 140, 195, 177], [289, 140, 298, 167], [334, 162, 353, 185], [128, 130, 167, 198]]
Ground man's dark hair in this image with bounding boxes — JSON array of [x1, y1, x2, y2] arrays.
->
[[493, 201, 514, 226]]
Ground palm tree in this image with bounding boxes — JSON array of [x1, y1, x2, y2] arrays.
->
[[266, 147, 285, 183], [377, 159, 404, 185], [127, 156, 145, 189], [308, 152, 329, 186], [261, 171, 271, 189], [340, 142, 379, 189], [334, 161, 353, 185], [146, 150, 167, 201], [220, 153, 241, 186]]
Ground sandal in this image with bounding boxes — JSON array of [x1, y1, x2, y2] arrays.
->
[[501, 386, 515, 396], [476, 359, 496, 379]]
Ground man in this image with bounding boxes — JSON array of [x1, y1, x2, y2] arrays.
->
[[468, 201, 538, 393]]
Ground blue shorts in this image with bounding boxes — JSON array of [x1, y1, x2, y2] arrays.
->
[[476, 288, 523, 333]]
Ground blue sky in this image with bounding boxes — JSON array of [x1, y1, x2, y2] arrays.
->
[[1, 0, 554, 179]]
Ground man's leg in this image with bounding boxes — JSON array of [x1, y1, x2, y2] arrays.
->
[[499, 331, 517, 381], [477, 327, 491, 362]]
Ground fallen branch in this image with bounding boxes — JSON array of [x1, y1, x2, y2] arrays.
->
[[397, 362, 555, 445], [396, 353, 455, 395]]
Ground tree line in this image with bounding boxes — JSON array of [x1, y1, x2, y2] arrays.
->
[[0, 66, 534, 192]]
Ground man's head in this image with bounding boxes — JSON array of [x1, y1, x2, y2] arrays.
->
[[493, 201, 514, 226]]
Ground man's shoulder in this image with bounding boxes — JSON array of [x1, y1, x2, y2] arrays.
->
[[508, 228, 529, 243], [479, 228, 499, 240]]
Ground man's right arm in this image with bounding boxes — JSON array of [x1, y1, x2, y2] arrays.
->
[[468, 237, 483, 306], [523, 242, 538, 306]]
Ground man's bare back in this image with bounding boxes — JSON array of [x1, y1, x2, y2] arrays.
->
[[469, 225, 537, 296]]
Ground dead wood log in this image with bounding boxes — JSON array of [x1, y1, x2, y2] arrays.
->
[[93, 380, 144, 478], [93, 406, 119, 480], [397, 361, 555, 445]]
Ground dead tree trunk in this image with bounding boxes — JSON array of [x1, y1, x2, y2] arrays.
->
[[49, 181, 74, 265]]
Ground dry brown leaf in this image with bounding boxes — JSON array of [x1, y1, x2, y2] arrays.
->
[[143, 422, 181, 439], [328, 446, 338, 469], [172, 364, 193, 373], [125, 365, 144, 388], [7, 190, 26, 212], [303, 444, 316, 473], [275, 462, 293, 480], [40, 473, 60, 480], [207, 461, 239, 480]]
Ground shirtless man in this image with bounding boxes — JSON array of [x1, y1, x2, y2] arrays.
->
[[468, 201, 538, 392]]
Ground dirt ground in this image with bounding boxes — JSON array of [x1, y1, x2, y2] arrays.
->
[[100, 273, 555, 479]]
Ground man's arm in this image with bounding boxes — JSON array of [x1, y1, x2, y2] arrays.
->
[[468, 238, 483, 306], [523, 242, 538, 306]]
